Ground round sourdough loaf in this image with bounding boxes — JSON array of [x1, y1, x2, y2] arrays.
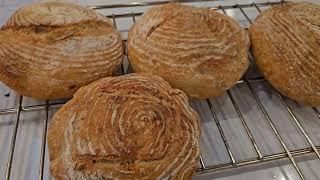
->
[[128, 3, 249, 99], [0, 2, 124, 99], [48, 73, 200, 180], [250, 2, 320, 106]]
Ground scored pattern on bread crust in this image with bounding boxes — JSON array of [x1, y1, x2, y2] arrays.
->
[[128, 3, 249, 99], [249, 2, 320, 106], [0, 2, 123, 99], [48, 73, 201, 180], [5, 2, 109, 27]]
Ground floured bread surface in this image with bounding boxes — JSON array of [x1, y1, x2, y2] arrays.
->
[[0, 2, 124, 99], [128, 3, 249, 99], [48, 73, 200, 180], [250, 2, 320, 106]]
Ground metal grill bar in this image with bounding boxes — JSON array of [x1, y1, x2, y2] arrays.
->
[[277, 94, 320, 159], [0, 108, 16, 115], [253, 2, 262, 12], [237, 4, 253, 24], [91, 1, 283, 10], [313, 108, 320, 120], [220, 3, 263, 159], [219, 5, 227, 14], [38, 101, 49, 180], [247, 2, 320, 172], [220, 4, 305, 179], [111, 14, 126, 75], [90, 0, 221, 9], [131, 12, 136, 23], [204, 2, 281, 10], [111, 14, 117, 28], [199, 155, 206, 171], [246, 81, 305, 180], [207, 100, 236, 164], [198, 145, 320, 175], [5, 96, 23, 180], [106, 12, 143, 19], [103, 2, 283, 18], [0, 103, 63, 116], [226, 90, 263, 158], [239, 6, 306, 178]]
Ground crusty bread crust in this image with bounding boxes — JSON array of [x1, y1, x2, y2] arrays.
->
[[48, 73, 201, 180], [249, 2, 320, 106], [0, 2, 124, 99], [128, 3, 249, 99]]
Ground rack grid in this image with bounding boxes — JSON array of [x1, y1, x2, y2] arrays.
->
[[0, 0, 320, 180]]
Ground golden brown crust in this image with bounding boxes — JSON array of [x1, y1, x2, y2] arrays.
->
[[249, 2, 320, 106], [0, 2, 124, 99], [48, 73, 201, 180], [128, 3, 249, 99]]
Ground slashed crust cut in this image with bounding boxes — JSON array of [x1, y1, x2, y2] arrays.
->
[[0, 2, 124, 99], [250, 2, 320, 106], [48, 73, 201, 180], [128, 3, 249, 99]]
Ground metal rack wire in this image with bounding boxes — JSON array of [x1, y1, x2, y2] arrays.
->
[[0, 0, 320, 180]]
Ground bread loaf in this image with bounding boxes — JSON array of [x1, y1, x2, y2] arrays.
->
[[0, 2, 124, 99], [249, 2, 320, 106], [48, 73, 201, 180], [128, 3, 249, 99]]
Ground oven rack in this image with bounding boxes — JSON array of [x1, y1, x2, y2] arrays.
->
[[0, 1, 319, 180]]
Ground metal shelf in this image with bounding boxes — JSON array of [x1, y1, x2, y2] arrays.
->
[[0, 1, 319, 180]]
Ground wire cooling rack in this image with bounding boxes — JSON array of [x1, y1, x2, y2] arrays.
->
[[0, 0, 320, 180]]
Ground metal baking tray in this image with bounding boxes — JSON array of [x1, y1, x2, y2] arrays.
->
[[0, 0, 320, 180]]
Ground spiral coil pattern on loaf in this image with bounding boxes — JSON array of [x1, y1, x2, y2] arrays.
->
[[128, 3, 249, 99], [0, 2, 123, 99], [48, 73, 201, 180], [250, 2, 320, 106]]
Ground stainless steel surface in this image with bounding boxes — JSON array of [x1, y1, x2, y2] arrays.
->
[[38, 101, 49, 180], [5, 96, 22, 180], [0, 0, 320, 180]]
